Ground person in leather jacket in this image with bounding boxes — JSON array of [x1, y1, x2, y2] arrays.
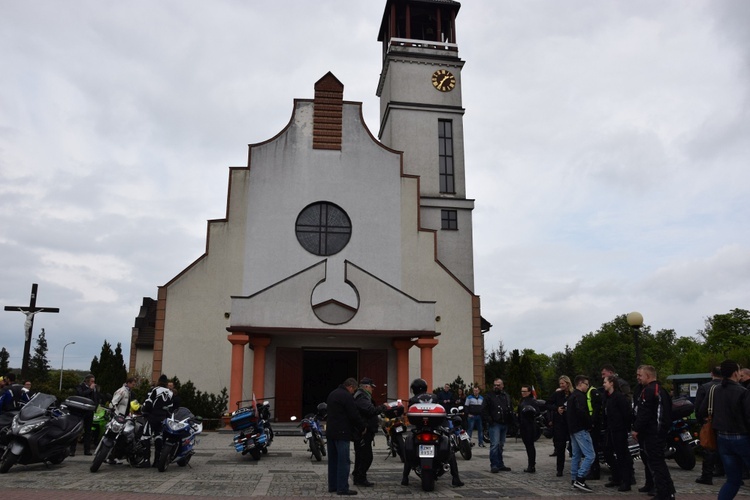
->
[[696, 360, 750, 500], [546, 375, 571, 477], [71, 374, 99, 456], [632, 365, 675, 500], [140, 374, 173, 468], [517, 385, 541, 473], [482, 378, 513, 473], [352, 377, 386, 487], [694, 366, 723, 485], [401, 378, 464, 488]]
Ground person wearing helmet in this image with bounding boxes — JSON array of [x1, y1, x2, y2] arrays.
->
[[401, 378, 464, 488], [140, 374, 173, 468], [517, 385, 541, 473]]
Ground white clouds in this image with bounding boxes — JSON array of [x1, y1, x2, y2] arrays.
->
[[0, 1, 748, 371]]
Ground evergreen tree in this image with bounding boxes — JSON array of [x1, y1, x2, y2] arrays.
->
[[89, 340, 126, 399], [28, 328, 50, 382], [484, 340, 507, 388], [0, 347, 9, 373]]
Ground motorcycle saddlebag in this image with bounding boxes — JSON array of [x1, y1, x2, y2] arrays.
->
[[407, 403, 446, 429], [63, 396, 97, 416], [671, 397, 694, 420], [230, 407, 257, 431]]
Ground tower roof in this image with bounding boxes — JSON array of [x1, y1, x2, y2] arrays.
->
[[378, 0, 461, 43]]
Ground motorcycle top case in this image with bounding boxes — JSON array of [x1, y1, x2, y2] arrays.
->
[[383, 401, 405, 419], [671, 397, 694, 420], [407, 402, 446, 429], [63, 396, 97, 416], [230, 407, 257, 431]]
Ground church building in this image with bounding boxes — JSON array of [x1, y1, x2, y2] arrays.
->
[[130, 0, 488, 420]]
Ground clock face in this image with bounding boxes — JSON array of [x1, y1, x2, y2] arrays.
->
[[432, 69, 456, 92]]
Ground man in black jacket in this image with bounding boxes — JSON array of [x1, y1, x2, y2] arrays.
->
[[694, 366, 722, 485], [71, 374, 99, 456], [326, 377, 365, 496], [482, 378, 513, 473], [567, 375, 595, 492], [632, 365, 675, 500], [352, 377, 385, 487]]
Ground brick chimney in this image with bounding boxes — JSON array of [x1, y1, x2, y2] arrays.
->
[[313, 72, 344, 150]]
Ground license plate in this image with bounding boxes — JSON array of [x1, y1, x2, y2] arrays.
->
[[681, 431, 692, 441], [418, 444, 435, 458], [459, 433, 469, 441], [395, 426, 404, 433], [305, 432, 313, 439]]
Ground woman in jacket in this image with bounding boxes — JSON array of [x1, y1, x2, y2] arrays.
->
[[546, 375, 572, 477], [603, 375, 632, 491], [518, 385, 541, 473], [696, 360, 750, 500]]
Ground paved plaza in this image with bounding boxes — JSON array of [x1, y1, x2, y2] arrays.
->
[[0, 427, 741, 499]]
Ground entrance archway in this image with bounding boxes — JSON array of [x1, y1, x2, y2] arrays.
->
[[302, 349, 357, 417]]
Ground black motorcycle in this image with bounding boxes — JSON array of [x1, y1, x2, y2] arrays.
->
[[447, 406, 472, 460], [402, 397, 451, 492], [90, 408, 148, 472], [665, 397, 697, 470], [0, 393, 95, 473], [295, 402, 327, 462]]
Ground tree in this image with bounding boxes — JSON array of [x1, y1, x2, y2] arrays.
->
[[484, 341, 508, 388], [90, 340, 127, 399], [0, 347, 9, 373], [28, 328, 50, 382], [699, 309, 750, 358]]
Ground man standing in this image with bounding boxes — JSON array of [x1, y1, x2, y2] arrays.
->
[[694, 366, 722, 485], [112, 377, 137, 416], [436, 383, 454, 411], [600, 364, 631, 398], [632, 365, 675, 500], [568, 375, 595, 492], [352, 377, 384, 487], [141, 374, 173, 468], [482, 378, 513, 473], [71, 374, 99, 456], [465, 386, 485, 447], [326, 377, 364, 496]]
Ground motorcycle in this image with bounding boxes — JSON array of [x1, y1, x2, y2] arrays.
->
[[402, 397, 451, 492], [89, 407, 148, 472], [230, 400, 273, 460], [293, 402, 327, 461], [0, 393, 95, 473], [157, 406, 203, 472], [446, 406, 472, 460], [665, 397, 697, 470], [0, 410, 20, 455], [380, 400, 406, 462], [90, 404, 110, 446]]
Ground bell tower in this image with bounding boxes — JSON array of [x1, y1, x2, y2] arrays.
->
[[376, 0, 474, 290]]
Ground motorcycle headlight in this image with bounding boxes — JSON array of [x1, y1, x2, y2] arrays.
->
[[109, 419, 125, 433], [166, 419, 188, 432], [14, 420, 46, 435]]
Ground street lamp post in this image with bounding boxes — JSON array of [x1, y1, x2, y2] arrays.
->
[[626, 311, 644, 369], [59, 341, 76, 391]]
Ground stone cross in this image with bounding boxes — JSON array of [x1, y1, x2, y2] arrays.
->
[[4, 283, 60, 378]]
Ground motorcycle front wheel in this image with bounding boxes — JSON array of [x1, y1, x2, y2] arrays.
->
[[158, 442, 175, 472], [459, 438, 472, 460], [309, 435, 322, 461], [673, 442, 696, 470], [0, 450, 19, 474], [90, 441, 112, 473]]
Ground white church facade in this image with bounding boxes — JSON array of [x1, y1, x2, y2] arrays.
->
[[130, 0, 489, 420]]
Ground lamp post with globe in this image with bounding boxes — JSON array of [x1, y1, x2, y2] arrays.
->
[[626, 312, 644, 368]]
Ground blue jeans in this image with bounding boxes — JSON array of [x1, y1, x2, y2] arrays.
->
[[570, 430, 595, 481], [467, 415, 484, 445], [489, 423, 507, 469], [718, 434, 750, 500], [327, 439, 351, 493]]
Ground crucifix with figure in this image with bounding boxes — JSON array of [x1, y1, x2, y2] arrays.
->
[[3, 283, 60, 378]]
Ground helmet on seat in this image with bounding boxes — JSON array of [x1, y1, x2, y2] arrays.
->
[[410, 378, 428, 396]]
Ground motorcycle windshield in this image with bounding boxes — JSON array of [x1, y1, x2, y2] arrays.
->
[[173, 407, 194, 421], [19, 393, 56, 420]]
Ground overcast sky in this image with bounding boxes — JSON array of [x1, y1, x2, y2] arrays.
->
[[2, 1, 749, 373]]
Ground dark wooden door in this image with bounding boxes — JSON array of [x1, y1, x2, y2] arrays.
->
[[275, 347, 302, 421], [359, 349, 388, 403]]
